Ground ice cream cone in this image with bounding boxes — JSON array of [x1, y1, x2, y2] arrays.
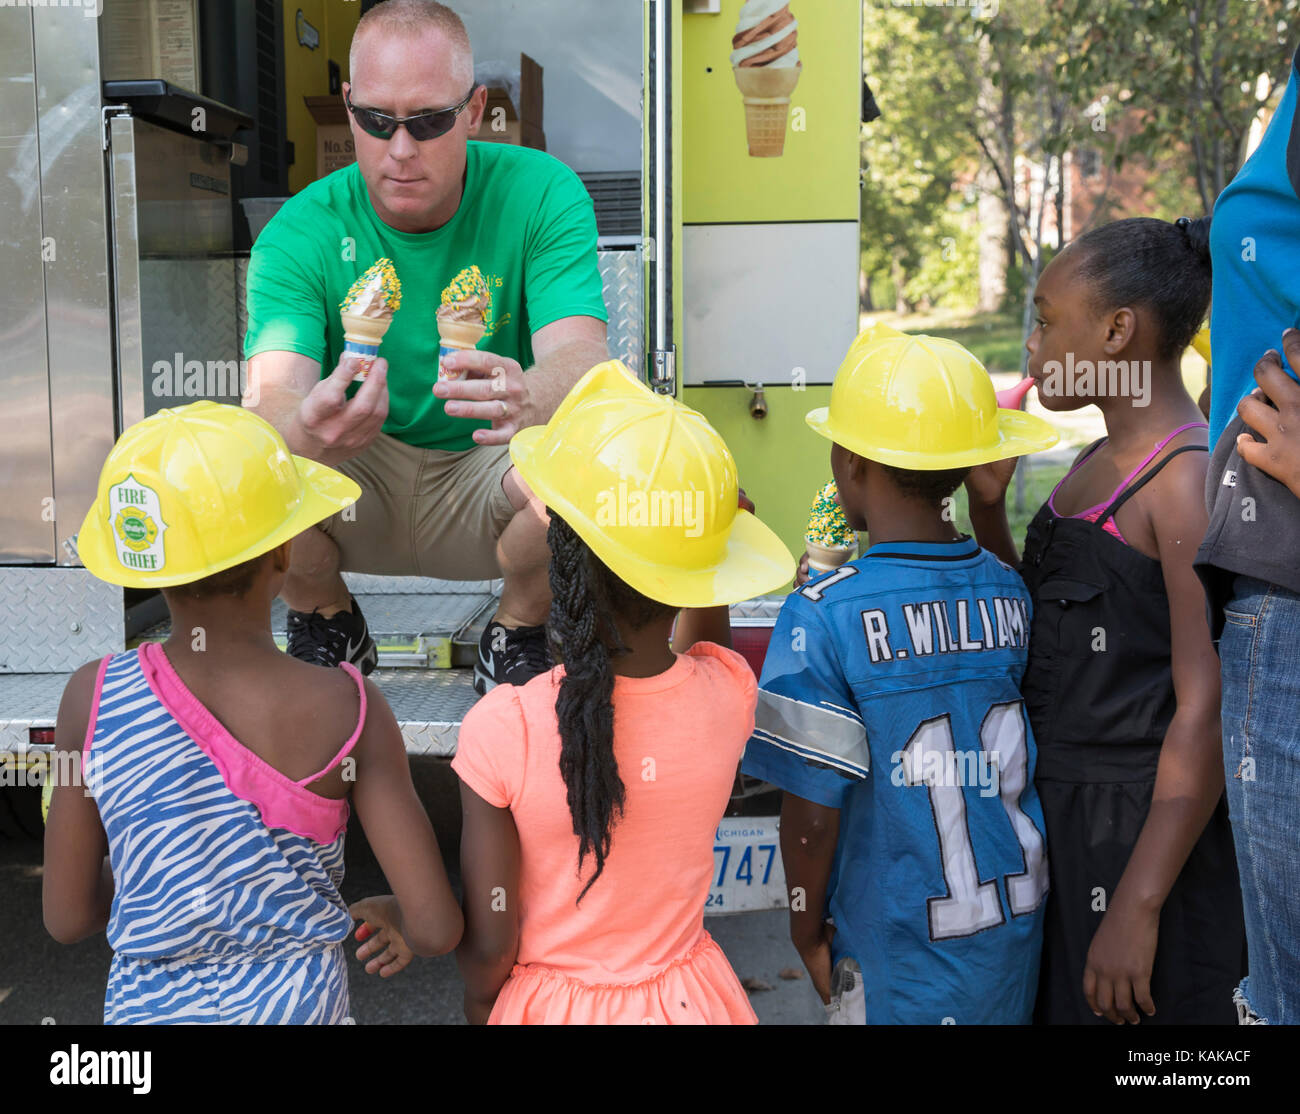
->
[[805, 540, 856, 574], [733, 63, 802, 158], [437, 319, 487, 349], [340, 312, 394, 381], [437, 318, 487, 380]]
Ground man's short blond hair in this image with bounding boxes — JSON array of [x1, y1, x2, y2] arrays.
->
[[350, 0, 475, 89]]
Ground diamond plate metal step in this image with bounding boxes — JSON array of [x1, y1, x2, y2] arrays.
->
[[0, 590, 785, 757], [0, 665, 480, 758], [130, 590, 498, 671]]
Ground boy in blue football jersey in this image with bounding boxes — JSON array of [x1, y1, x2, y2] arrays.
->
[[743, 323, 1059, 1024]]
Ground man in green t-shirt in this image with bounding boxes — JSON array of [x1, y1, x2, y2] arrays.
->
[[245, 0, 608, 692]]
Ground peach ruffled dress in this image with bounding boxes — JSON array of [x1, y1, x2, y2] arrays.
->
[[452, 642, 759, 1025]]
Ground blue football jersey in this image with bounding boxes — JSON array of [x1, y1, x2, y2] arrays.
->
[[742, 537, 1047, 1024]]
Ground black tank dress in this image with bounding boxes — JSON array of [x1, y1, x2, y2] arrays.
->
[[1019, 441, 1245, 1025]]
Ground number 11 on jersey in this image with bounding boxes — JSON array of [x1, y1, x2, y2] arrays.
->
[[900, 701, 1049, 942]]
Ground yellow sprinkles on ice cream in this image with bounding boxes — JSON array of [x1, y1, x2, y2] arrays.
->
[[441, 265, 491, 321], [341, 258, 402, 312], [806, 481, 857, 547]]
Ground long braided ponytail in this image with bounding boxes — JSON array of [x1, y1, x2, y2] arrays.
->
[[546, 514, 675, 903]]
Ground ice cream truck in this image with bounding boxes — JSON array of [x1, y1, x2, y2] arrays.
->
[[0, 0, 866, 914]]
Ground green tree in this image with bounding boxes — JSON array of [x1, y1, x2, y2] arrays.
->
[[1055, 0, 1300, 212], [861, 3, 981, 312]]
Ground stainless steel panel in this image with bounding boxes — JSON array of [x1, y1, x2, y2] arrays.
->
[[109, 113, 145, 430], [139, 258, 241, 416], [683, 222, 861, 386], [0, 567, 123, 675], [133, 120, 233, 255], [598, 249, 644, 379], [33, 8, 118, 565], [0, 7, 56, 563]]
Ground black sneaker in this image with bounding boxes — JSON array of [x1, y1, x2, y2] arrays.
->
[[474, 621, 552, 695], [286, 596, 379, 675]]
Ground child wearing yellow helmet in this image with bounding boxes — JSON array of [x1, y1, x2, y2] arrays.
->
[[966, 216, 1244, 1026], [451, 361, 795, 1024], [744, 323, 1059, 1024], [43, 401, 463, 1023]]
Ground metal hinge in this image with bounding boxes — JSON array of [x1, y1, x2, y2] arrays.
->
[[101, 104, 131, 151], [650, 348, 676, 395]]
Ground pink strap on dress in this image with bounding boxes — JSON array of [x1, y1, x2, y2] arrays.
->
[[1047, 423, 1208, 543], [296, 661, 367, 786], [82, 654, 115, 758], [136, 642, 364, 845]]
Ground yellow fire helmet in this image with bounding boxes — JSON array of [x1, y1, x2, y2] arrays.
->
[[510, 361, 796, 608], [806, 322, 1059, 469], [77, 401, 360, 589], [1192, 325, 1212, 365]]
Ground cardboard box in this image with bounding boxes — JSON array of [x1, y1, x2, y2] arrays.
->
[[475, 53, 546, 151], [100, 0, 201, 93], [305, 95, 355, 179]]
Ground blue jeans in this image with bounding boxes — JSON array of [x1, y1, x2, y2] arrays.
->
[[1221, 575, 1300, 1024]]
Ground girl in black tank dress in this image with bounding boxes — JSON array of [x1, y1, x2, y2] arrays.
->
[[966, 217, 1245, 1025]]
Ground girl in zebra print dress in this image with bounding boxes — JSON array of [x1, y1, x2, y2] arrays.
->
[[43, 402, 463, 1023]]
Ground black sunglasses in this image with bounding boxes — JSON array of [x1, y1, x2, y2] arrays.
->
[[345, 86, 478, 141]]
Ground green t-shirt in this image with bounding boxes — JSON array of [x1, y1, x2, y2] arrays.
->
[[244, 142, 608, 452]]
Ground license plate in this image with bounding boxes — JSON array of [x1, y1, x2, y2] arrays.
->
[[706, 816, 787, 915]]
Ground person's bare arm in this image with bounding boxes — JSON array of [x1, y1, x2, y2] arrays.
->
[[349, 677, 463, 969], [964, 457, 1022, 566], [434, 315, 610, 445], [1082, 450, 1223, 1025], [455, 781, 521, 1024], [43, 661, 113, 944], [780, 792, 840, 1004], [246, 350, 390, 467]]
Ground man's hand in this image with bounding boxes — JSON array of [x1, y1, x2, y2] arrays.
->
[[1237, 330, 1300, 499], [433, 350, 529, 446], [286, 356, 390, 466]]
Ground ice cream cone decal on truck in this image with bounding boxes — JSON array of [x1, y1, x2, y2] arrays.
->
[[731, 1, 802, 158]]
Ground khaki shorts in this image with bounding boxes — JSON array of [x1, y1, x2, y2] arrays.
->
[[316, 433, 516, 580]]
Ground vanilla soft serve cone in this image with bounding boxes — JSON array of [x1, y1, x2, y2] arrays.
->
[[436, 265, 491, 381], [339, 259, 402, 381], [805, 481, 857, 573], [731, 0, 802, 158]]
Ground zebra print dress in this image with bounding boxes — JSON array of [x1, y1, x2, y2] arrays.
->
[[85, 644, 364, 1024]]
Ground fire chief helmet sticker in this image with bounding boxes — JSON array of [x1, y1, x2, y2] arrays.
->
[[109, 474, 168, 573]]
